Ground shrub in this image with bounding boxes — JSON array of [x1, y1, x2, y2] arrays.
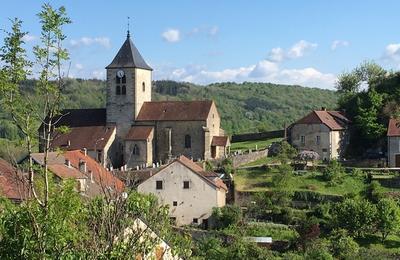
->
[[322, 160, 344, 185], [329, 229, 359, 259], [211, 205, 242, 229]]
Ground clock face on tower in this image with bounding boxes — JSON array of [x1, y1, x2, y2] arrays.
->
[[117, 70, 125, 78]]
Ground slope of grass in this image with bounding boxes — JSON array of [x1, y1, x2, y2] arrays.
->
[[230, 138, 282, 152]]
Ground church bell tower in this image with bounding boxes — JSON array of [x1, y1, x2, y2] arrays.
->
[[105, 31, 153, 139]]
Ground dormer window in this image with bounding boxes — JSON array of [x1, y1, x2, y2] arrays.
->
[[116, 70, 126, 95]]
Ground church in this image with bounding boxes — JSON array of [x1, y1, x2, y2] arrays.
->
[[48, 32, 230, 169]]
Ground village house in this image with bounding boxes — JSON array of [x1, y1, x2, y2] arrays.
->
[[45, 31, 230, 169], [137, 155, 227, 227], [387, 118, 400, 167], [30, 149, 124, 197], [287, 108, 350, 160]]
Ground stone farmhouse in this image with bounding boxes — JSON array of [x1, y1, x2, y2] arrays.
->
[[287, 108, 350, 160], [387, 118, 400, 167], [47, 32, 229, 169], [137, 155, 227, 227]]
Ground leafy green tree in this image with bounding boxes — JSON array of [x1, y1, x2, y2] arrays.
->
[[296, 216, 321, 251], [276, 141, 297, 164], [211, 205, 242, 229], [376, 198, 400, 242], [329, 229, 359, 259], [365, 180, 385, 203], [304, 239, 333, 260], [332, 198, 377, 237], [272, 164, 293, 189]]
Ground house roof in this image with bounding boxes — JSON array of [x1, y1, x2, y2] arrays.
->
[[388, 118, 400, 137], [31, 150, 124, 194], [63, 150, 124, 192], [51, 125, 115, 150], [173, 155, 228, 191], [293, 110, 349, 130], [106, 36, 152, 70], [54, 108, 106, 127], [211, 136, 229, 147], [136, 101, 213, 121], [0, 158, 27, 201], [125, 126, 154, 141]]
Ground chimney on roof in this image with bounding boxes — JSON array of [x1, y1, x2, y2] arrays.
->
[[65, 159, 71, 168], [321, 107, 327, 111], [82, 148, 87, 156], [79, 159, 87, 174]]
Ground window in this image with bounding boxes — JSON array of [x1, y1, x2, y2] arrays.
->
[[301, 135, 305, 145], [156, 180, 163, 190], [142, 82, 145, 92], [193, 218, 198, 224], [132, 144, 140, 155], [183, 181, 190, 189], [316, 135, 320, 145], [173, 201, 178, 206], [116, 74, 126, 95], [184, 135, 191, 148]]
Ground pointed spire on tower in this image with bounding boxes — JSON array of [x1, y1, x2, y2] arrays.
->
[[127, 16, 131, 38]]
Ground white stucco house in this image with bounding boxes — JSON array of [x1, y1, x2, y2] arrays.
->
[[137, 155, 227, 227], [388, 118, 400, 167], [287, 108, 350, 161]]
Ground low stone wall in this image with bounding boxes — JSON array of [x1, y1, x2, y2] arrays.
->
[[232, 149, 268, 168]]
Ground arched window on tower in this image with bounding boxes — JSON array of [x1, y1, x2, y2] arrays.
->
[[132, 144, 140, 156], [116, 74, 126, 95], [142, 82, 145, 92], [184, 135, 191, 148]]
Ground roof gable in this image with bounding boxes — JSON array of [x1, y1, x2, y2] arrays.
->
[[106, 36, 152, 70], [388, 118, 400, 137], [294, 110, 349, 130], [136, 101, 213, 121]]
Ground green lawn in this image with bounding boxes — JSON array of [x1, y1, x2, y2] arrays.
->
[[244, 222, 298, 241], [235, 168, 367, 196], [357, 234, 400, 254], [241, 156, 280, 167], [230, 138, 282, 152]]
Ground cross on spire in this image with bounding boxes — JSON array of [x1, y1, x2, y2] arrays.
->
[[127, 16, 131, 38]]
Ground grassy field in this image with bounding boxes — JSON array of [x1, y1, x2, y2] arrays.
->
[[230, 138, 282, 152], [235, 167, 367, 195]]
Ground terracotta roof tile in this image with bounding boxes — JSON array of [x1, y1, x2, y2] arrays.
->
[[388, 118, 400, 137], [0, 158, 27, 201], [48, 164, 87, 179], [51, 125, 115, 150], [211, 136, 229, 147], [294, 110, 349, 130], [125, 126, 153, 140], [64, 150, 125, 192], [136, 101, 213, 121]]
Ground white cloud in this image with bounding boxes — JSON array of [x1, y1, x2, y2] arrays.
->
[[288, 40, 318, 59], [208, 26, 219, 36], [162, 29, 181, 43], [75, 63, 83, 70], [267, 40, 317, 62], [92, 70, 106, 79], [331, 40, 349, 50], [267, 47, 285, 62], [22, 34, 37, 42], [154, 59, 336, 89], [70, 37, 111, 48], [384, 43, 400, 59]]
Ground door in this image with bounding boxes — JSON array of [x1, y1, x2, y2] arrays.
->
[[211, 146, 217, 159], [396, 154, 400, 167]]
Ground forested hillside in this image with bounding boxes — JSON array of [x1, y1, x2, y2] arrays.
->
[[0, 79, 338, 141]]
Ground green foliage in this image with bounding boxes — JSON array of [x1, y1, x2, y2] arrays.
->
[[332, 198, 377, 238], [296, 216, 321, 251], [376, 198, 400, 242], [365, 181, 385, 203], [329, 229, 360, 259], [220, 158, 234, 175], [304, 239, 333, 260], [272, 164, 294, 189], [276, 141, 297, 164], [322, 160, 344, 185], [211, 205, 242, 229]]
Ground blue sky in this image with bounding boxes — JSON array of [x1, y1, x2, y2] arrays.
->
[[1, 0, 400, 89]]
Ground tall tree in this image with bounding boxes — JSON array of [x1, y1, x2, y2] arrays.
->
[[376, 198, 400, 242]]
